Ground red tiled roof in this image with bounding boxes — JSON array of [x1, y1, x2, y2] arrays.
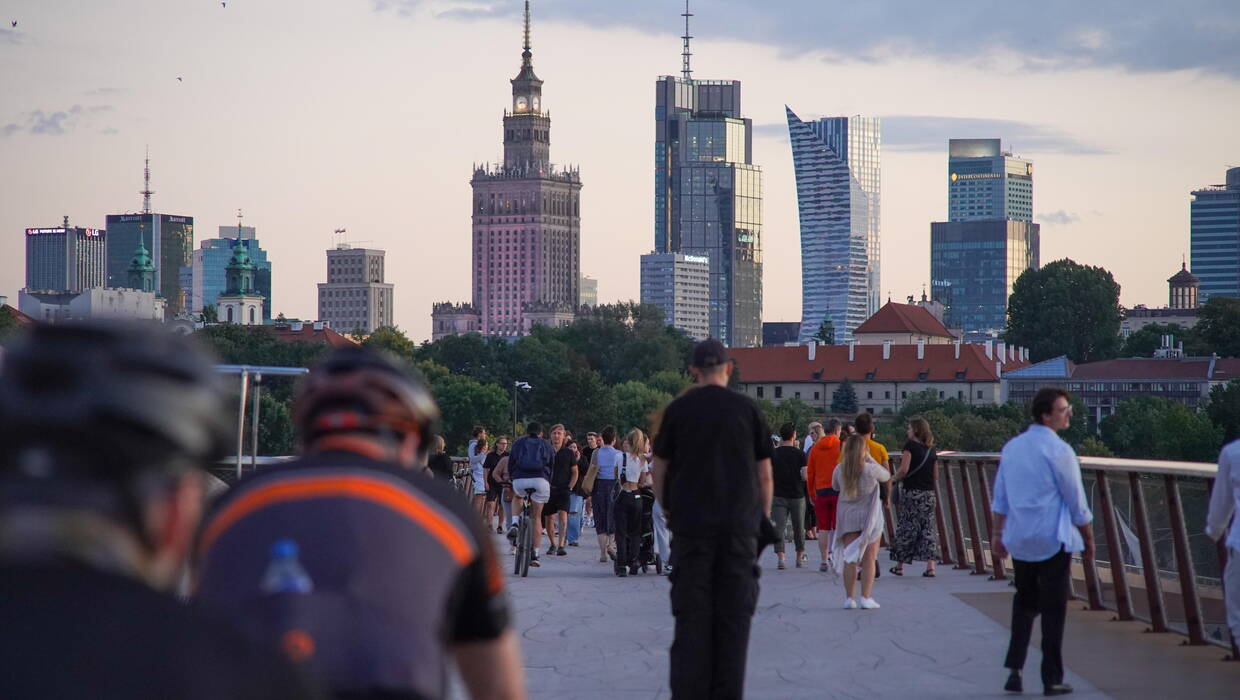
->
[[853, 302, 955, 338], [728, 343, 1027, 383], [1, 304, 34, 326], [268, 324, 357, 349], [1072, 357, 1240, 381]]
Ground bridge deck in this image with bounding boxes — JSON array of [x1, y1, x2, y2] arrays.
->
[[484, 533, 1239, 699]]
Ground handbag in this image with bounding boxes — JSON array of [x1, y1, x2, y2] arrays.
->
[[892, 447, 933, 507], [580, 450, 600, 496]]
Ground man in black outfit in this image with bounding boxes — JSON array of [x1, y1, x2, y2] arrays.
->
[[652, 339, 774, 700], [0, 321, 324, 700]]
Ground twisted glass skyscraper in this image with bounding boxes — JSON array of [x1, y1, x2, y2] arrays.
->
[[786, 107, 880, 343]]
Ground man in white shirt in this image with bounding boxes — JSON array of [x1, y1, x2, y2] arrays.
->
[[991, 387, 1094, 697], [1206, 437, 1240, 647]]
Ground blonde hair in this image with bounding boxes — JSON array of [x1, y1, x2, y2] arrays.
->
[[624, 428, 649, 458], [839, 433, 869, 499]]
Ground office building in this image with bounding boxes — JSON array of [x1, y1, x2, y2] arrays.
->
[[762, 322, 800, 347], [654, 25, 763, 347], [20, 243, 164, 323], [947, 139, 1033, 223], [930, 220, 1039, 335], [580, 276, 598, 307], [317, 245, 394, 334], [192, 225, 272, 320], [468, 4, 582, 337], [786, 108, 880, 343], [24, 223, 106, 292], [1190, 166, 1240, 300], [431, 302, 482, 341], [640, 251, 710, 340]]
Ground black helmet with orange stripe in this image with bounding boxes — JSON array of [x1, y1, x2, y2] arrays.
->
[[293, 347, 439, 460]]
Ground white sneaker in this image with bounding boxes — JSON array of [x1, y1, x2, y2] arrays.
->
[[858, 597, 881, 610], [843, 598, 858, 610]]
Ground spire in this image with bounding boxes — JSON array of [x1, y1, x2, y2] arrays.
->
[[140, 145, 154, 214], [681, 0, 693, 80], [521, 0, 532, 65]]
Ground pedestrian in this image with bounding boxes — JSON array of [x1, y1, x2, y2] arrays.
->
[[832, 433, 890, 610], [613, 428, 649, 576], [854, 413, 889, 580], [470, 435, 490, 514], [195, 346, 524, 699], [467, 426, 487, 464], [493, 450, 515, 552], [1207, 436, 1240, 650], [806, 418, 843, 571], [889, 418, 940, 577], [651, 339, 774, 700], [427, 435, 453, 480], [590, 425, 624, 563], [801, 421, 824, 542], [568, 432, 598, 546], [507, 422, 555, 569], [770, 422, 807, 570], [543, 425, 577, 557], [803, 421, 824, 457], [0, 321, 325, 700], [991, 387, 1093, 696]]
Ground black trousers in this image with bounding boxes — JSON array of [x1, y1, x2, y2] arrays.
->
[[1005, 549, 1071, 686], [613, 489, 642, 572], [668, 533, 759, 700]]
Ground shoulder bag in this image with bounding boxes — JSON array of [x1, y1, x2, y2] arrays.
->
[[892, 447, 933, 507], [580, 449, 600, 497]]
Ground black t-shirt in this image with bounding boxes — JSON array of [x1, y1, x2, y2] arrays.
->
[[0, 562, 325, 700], [573, 446, 594, 496], [550, 446, 576, 490], [771, 445, 807, 499], [653, 384, 774, 537], [427, 452, 453, 480], [901, 440, 937, 491], [483, 451, 503, 489]]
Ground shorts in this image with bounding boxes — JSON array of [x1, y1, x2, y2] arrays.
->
[[512, 477, 550, 504], [814, 490, 839, 531], [485, 480, 503, 502], [544, 486, 570, 516], [472, 472, 487, 496]]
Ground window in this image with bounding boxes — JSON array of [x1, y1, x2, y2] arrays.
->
[[901, 391, 907, 399], [795, 391, 801, 399], [866, 391, 873, 399], [884, 391, 890, 399], [938, 391, 945, 399], [814, 391, 820, 400], [957, 390, 963, 399], [774, 386, 782, 399], [977, 390, 983, 399], [866, 408, 874, 414], [865, 371, 876, 380]]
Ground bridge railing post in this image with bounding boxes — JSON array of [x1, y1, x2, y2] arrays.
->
[[974, 460, 1005, 580], [934, 471, 955, 566], [1095, 470, 1134, 621], [941, 458, 970, 570], [1164, 474, 1207, 645], [958, 460, 987, 576], [1129, 471, 1169, 633]]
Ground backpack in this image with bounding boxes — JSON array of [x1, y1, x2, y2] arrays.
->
[[514, 437, 546, 471]]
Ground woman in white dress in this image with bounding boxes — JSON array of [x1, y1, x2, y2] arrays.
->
[[831, 433, 891, 610]]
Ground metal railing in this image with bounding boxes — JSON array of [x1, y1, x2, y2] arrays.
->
[[895, 451, 1237, 659], [214, 365, 309, 480]]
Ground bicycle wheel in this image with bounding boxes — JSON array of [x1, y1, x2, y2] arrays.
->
[[512, 516, 525, 576], [518, 514, 533, 578]]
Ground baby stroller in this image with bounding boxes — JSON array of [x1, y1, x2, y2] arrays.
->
[[636, 486, 664, 574]]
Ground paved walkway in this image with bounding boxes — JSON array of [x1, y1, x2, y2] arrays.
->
[[475, 531, 1239, 699]]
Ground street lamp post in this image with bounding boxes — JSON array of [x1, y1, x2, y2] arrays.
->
[[512, 381, 532, 439]]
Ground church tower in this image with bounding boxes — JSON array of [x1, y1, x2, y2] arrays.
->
[[127, 241, 155, 293], [216, 239, 264, 325], [503, 1, 550, 171]]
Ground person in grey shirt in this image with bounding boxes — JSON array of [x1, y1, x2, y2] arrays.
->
[[991, 387, 1094, 697]]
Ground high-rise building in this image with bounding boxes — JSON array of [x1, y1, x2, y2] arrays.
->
[[192, 224, 272, 320], [947, 139, 1033, 223], [317, 245, 394, 334], [1190, 166, 1240, 300], [930, 220, 1039, 335], [468, 3, 582, 337], [104, 153, 193, 315], [24, 222, 106, 292], [580, 275, 598, 307], [654, 13, 763, 347], [640, 251, 710, 340], [786, 108, 881, 344]]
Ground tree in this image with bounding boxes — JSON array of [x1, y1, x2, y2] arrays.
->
[[1206, 379, 1240, 444], [0, 305, 26, 345], [1003, 259, 1123, 363], [646, 369, 692, 397], [1196, 297, 1240, 358], [813, 317, 835, 344], [1076, 436, 1113, 457], [831, 379, 858, 414], [201, 304, 219, 323], [535, 367, 615, 438], [953, 412, 1021, 452], [256, 391, 296, 456], [755, 397, 818, 441], [920, 409, 962, 450], [431, 374, 510, 454], [613, 381, 672, 435], [1120, 322, 1206, 358], [1100, 396, 1222, 462], [362, 326, 418, 363]]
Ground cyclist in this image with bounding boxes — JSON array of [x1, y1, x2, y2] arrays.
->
[[506, 422, 554, 568], [193, 346, 523, 700], [0, 321, 324, 700]]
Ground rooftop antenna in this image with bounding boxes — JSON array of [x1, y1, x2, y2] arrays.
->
[[236, 208, 244, 237], [681, 0, 693, 80], [140, 145, 154, 214], [521, 0, 532, 67]]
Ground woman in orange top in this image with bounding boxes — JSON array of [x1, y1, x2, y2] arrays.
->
[[805, 418, 843, 571]]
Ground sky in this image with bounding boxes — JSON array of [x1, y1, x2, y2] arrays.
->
[[2, 0, 1238, 342]]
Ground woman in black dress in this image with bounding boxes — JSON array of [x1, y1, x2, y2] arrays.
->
[[890, 417, 941, 577]]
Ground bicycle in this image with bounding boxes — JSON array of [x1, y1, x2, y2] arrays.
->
[[512, 487, 536, 577]]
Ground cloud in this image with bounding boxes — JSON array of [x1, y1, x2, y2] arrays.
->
[[1, 104, 114, 138], [83, 87, 128, 97], [371, 0, 1240, 79], [1037, 210, 1082, 226], [756, 115, 1109, 156]]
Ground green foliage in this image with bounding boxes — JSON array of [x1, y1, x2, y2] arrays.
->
[[613, 381, 673, 435], [813, 318, 835, 344], [646, 369, 693, 397], [1196, 297, 1240, 358], [920, 409, 962, 450], [201, 304, 219, 323], [535, 367, 616, 438], [1120, 322, 1209, 358], [756, 397, 818, 441], [256, 390, 296, 456], [831, 379, 858, 413], [433, 374, 510, 455], [197, 324, 327, 369], [1003, 259, 1123, 363], [900, 389, 970, 418], [0, 306, 25, 345], [1206, 379, 1240, 444], [1100, 396, 1222, 462], [1076, 435, 1113, 457], [362, 326, 418, 362]]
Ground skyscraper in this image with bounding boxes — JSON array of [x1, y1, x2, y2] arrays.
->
[[192, 224, 273, 320], [654, 11, 762, 347], [469, 2, 582, 337], [317, 245, 394, 334], [947, 139, 1033, 222], [786, 108, 880, 343], [104, 153, 193, 315], [1190, 166, 1240, 300], [24, 222, 106, 292], [640, 251, 710, 340]]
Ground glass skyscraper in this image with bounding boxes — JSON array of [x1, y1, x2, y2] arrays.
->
[[192, 226, 272, 320], [947, 139, 1033, 222], [104, 213, 194, 315], [786, 108, 880, 344], [1190, 167, 1240, 300], [655, 76, 762, 347]]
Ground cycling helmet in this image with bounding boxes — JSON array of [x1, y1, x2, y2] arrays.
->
[[0, 320, 232, 481], [293, 346, 439, 458]]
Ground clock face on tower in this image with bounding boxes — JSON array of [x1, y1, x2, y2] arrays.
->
[[515, 96, 528, 112], [532, 96, 540, 111]]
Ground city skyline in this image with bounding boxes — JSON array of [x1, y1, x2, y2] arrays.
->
[[2, 1, 1238, 341]]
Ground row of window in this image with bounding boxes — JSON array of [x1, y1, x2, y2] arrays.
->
[[754, 385, 986, 401]]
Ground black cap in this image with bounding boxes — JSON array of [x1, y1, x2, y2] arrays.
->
[[691, 338, 730, 369]]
